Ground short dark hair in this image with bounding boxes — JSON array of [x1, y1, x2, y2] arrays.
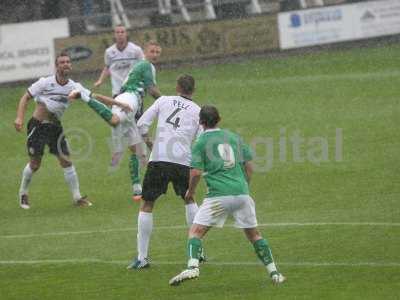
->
[[145, 40, 161, 48], [199, 105, 220, 128], [177, 74, 195, 95], [55, 52, 70, 65]]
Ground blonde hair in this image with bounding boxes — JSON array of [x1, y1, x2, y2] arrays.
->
[[145, 40, 161, 48]]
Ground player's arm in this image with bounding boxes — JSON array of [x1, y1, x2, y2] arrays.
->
[[137, 99, 160, 149], [185, 168, 203, 201], [186, 139, 205, 201], [147, 85, 162, 99], [243, 161, 254, 184], [14, 91, 32, 132], [94, 66, 110, 87], [142, 64, 161, 99], [239, 137, 254, 184]]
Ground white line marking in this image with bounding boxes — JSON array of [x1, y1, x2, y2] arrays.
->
[[217, 70, 400, 85], [0, 259, 398, 267], [1, 222, 399, 239]]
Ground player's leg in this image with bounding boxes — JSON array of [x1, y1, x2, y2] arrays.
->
[[169, 223, 209, 286], [18, 118, 45, 209], [128, 144, 145, 202], [244, 228, 285, 284], [50, 125, 91, 207], [18, 158, 41, 209], [71, 84, 119, 126], [57, 155, 91, 207], [171, 164, 199, 226], [169, 197, 228, 285], [108, 94, 139, 169], [233, 195, 285, 284], [116, 92, 143, 201], [86, 96, 117, 125], [127, 162, 168, 270]]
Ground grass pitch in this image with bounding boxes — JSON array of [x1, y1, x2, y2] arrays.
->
[[0, 43, 399, 299]]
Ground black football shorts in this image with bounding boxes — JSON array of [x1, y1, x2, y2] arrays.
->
[[26, 117, 69, 158], [142, 161, 190, 202]]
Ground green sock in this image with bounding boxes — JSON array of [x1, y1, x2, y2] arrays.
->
[[129, 154, 140, 184], [187, 237, 202, 266], [87, 99, 113, 122], [253, 238, 274, 266]]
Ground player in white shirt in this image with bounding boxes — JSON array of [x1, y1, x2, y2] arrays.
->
[[127, 74, 202, 269], [14, 53, 92, 209], [94, 25, 144, 98], [94, 25, 146, 194]]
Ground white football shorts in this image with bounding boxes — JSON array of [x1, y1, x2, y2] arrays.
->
[[111, 92, 142, 151], [193, 195, 258, 228]]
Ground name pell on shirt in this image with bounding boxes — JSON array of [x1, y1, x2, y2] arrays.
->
[[173, 100, 190, 110]]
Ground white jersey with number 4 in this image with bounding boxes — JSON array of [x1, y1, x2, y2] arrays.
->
[[105, 42, 144, 96], [137, 96, 201, 166], [28, 75, 78, 119]]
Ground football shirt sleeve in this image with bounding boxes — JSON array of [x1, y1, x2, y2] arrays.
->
[[104, 50, 111, 68], [239, 137, 253, 162], [27, 77, 46, 98], [137, 98, 161, 135]]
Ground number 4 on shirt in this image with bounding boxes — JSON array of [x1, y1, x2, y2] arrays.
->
[[166, 108, 181, 129]]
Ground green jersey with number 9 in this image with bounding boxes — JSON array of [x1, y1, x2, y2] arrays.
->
[[191, 129, 253, 198]]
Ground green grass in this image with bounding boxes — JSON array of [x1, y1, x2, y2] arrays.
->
[[1, 44, 400, 299]]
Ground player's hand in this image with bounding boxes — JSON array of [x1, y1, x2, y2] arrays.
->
[[68, 90, 81, 101], [94, 80, 102, 87], [142, 135, 153, 150], [145, 140, 153, 150], [115, 101, 132, 113], [185, 190, 194, 202], [14, 117, 23, 132]]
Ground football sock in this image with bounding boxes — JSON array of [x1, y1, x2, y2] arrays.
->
[[63, 165, 82, 201], [253, 238, 277, 275], [187, 237, 202, 268], [137, 211, 153, 261], [185, 203, 199, 226], [129, 154, 140, 184], [87, 99, 113, 122], [19, 163, 34, 195]]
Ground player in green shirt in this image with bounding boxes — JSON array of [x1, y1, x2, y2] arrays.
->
[[169, 105, 285, 286], [114, 40, 162, 200], [71, 41, 162, 201]]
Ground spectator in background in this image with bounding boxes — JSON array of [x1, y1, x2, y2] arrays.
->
[[83, 0, 95, 31]]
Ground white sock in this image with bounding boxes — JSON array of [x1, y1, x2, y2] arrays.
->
[[185, 203, 199, 226], [266, 262, 278, 275], [19, 163, 34, 195], [188, 258, 199, 269], [137, 211, 153, 261], [63, 165, 82, 201]]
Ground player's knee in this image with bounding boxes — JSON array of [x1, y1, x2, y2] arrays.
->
[[183, 196, 195, 204], [244, 228, 261, 243], [189, 224, 208, 239], [140, 200, 154, 212], [29, 159, 41, 172], [109, 115, 120, 127], [58, 157, 72, 168], [128, 145, 136, 154]]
